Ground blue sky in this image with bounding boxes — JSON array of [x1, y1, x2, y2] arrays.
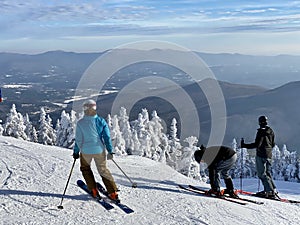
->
[[1, 0, 300, 54]]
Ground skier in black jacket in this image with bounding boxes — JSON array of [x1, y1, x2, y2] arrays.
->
[[194, 145, 238, 198], [241, 115, 277, 198]]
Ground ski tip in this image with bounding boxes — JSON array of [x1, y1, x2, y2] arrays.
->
[[77, 180, 84, 186]]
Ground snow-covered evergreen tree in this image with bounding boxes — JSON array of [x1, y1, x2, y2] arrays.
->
[[289, 152, 299, 182], [38, 107, 56, 145], [110, 115, 126, 155], [148, 111, 164, 161], [178, 136, 200, 180], [282, 144, 291, 161], [272, 145, 283, 180], [141, 133, 152, 158], [168, 118, 182, 169], [159, 134, 169, 164], [131, 109, 149, 138], [55, 119, 62, 144], [281, 144, 292, 181], [141, 108, 150, 126], [107, 114, 113, 129], [56, 110, 76, 149], [131, 109, 152, 158], [118, 107, 133, 154], [131, 130, 142, 156], [24, 114, 38, 142], [234, 146, 253, 178], [231, 138, 238, 151], [3, 104, 27, 140], [68, 110, 77, 149], [0, 119, 4, 135]]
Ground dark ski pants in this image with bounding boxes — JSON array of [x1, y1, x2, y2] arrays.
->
[[256, 156, 276, 192], [210, 154, 237, 191], [80, 152, 118, 194]]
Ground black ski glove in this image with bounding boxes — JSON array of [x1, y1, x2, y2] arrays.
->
[[73, 152, 79, 159], [240, 138, 245, 148], [107, 153, 114, 160]]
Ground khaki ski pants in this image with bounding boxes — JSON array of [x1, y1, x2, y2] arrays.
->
[[80, 152, 117, 194]]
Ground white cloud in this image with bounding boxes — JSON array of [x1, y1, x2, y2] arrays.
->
[[1, 0, 300, 54]]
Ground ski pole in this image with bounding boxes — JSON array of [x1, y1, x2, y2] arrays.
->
[[111, 159, 137, 188], [240, 141, 244, 192], [57, 159, 76, 209]]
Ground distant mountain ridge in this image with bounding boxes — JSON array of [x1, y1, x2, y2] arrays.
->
[[0, 50, 300, 154], [1, 50, 300, 88], [92, 78, 300, 153]]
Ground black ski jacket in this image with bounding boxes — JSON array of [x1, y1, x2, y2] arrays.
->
[[243, 126, 275, 159], [202, 146, 236, 169]]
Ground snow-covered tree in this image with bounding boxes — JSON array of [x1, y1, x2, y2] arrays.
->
[[159, 134, 169, 164], [24, 114, 38, 142], [3, 104, 27, 140], [148, 111, 164, 161], [38, 107, 56, 145], [56, 110, 76, 148], [131, 109, 149, 139], [107, 114, 113, 129], [231, 138, 238, 151], [168, 118, 182, 169], [131, 130, 142, 156], [141, 108, 150, 126], [178, 136, 200, 180], [272, 145, 283, 180], [288, 152, 299, 182], [281, 144, 292, 181], [234, 146, 254, 178], [131, 110, 152, 158], [0, 119, 4, 135], [110, 115, 126, 155], [282, 144, 291, 161], [118, 107, 133, 154]]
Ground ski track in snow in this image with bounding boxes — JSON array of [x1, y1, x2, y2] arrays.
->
[[0, 136, 300, 225]]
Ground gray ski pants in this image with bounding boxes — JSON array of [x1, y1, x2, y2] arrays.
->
[[256, 156, 276, 192]]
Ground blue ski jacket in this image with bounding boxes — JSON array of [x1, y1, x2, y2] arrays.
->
[[73, 115, 113, 155]]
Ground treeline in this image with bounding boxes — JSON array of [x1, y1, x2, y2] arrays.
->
[[0, 104, 299, 183]]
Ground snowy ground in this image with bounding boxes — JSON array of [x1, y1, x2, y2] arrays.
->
[[0, 136, 299, 225]]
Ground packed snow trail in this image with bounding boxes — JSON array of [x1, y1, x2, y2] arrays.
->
[[0, 136, 300, 225]]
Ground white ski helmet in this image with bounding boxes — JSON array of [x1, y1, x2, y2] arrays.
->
[[83, 99, 97, 110]]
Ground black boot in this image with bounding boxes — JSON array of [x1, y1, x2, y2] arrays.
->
[[224, 178, 234, 190], [224, 178, 238, 198]]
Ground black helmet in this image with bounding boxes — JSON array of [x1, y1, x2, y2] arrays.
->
[[258, 115, 268, 126], [194, 145, 206, 163], [194, 150, 204, 163]]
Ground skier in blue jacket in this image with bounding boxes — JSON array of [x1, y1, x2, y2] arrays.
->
[[73, 99, 119, 200]]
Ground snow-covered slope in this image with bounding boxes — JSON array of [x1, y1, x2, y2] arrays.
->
[[0, 136, 299, 225]]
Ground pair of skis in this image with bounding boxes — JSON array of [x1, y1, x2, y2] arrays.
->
[[77, 180, 134, 214], [236, 189, 300, 204], [179, 185, 300, 205], [178, 185, 264, 205]]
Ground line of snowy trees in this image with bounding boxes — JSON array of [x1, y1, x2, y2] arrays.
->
[[0, 104, 299, 183], [0, 104, 76, 148]]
